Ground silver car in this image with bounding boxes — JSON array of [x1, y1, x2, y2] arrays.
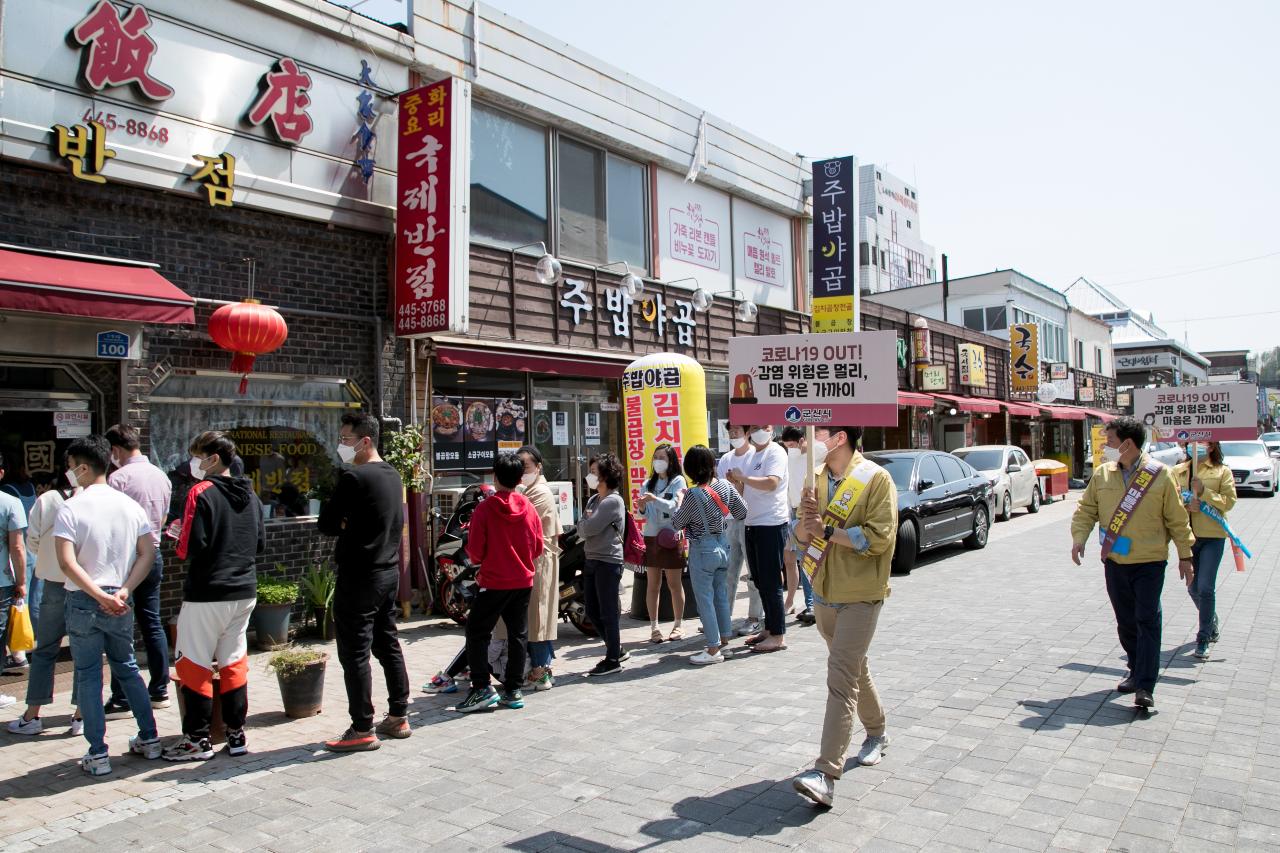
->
[[952, 445, 1042, 522], [1220, 440, 1280, 496]]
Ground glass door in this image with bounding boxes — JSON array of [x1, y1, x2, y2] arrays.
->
[[532, 379, 622, 519]]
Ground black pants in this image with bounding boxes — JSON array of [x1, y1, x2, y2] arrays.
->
[[583, 560, 623, 661], [1104, 559, 1165, 693], [745, 524, 788, 636], [182, 683, 247, 741], [465, 587, 531, 691], [334, 567, 410, 731]]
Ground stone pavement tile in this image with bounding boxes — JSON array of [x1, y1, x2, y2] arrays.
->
[[1185, 802, 1242, 827], [872, 818, 938, 848], [1060, 811, 1121, 839], [1048, 828, 1112, 852], [1119, 814, 1180, 843], [1107, 832, 1173, 853]]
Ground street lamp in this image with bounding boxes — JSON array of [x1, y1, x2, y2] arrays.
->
[[596, 261, 645, 299], [510, 241, 562, 284], [677, 281, 758, 322]]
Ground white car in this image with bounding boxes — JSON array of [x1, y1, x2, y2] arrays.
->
[[1260, 432, 1280, 455], [952, 445, 1041, 522], [1146, 441, 1189, 467], [1219, 440, 1280, 497]]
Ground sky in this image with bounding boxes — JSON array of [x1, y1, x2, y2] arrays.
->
[[482, 0, 1280, 357]]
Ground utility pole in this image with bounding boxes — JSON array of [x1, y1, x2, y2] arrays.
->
[[941, 253, 950, 324]]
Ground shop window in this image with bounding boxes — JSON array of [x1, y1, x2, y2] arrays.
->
[[606, 155, 647, 271], [557, 138, 607, 264], [148, 373, 364, 519], [963, 308, 984, 331], [705, 372, 730, 451], [429, 366, 529, 488], [984, 306, 1005, 331], [470, 104, 549, 248], [1095, 347, 1103, 373]]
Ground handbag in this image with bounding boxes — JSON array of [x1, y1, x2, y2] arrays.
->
[[8, 601, 34, 653], [656, 527, 682, 550]]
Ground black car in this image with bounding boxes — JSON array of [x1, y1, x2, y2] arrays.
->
[[864, 449, 995, 574]]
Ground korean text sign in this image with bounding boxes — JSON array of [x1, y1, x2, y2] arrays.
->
[[1132, 383, 1259, 442], [810, 156, 857, 333], [1009, 323, 1039, 392], [958, 344, 987, 387], [727, 331, 898, 427], [394, 78, 470, 337], [621, 354, 708, 511]]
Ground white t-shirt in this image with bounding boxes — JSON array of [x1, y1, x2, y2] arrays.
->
[[743, 442, 790, 526], [53, 484, 152, 592], [716, 447, 753, 482]]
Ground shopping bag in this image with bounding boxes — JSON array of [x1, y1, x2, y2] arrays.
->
[[8, 601, 34, 652]]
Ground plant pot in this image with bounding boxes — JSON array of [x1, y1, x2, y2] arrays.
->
[[277, 654, 327, 718], [252, 602, 293, 651], [308, 498, 321, 517], [628, 571, 699, 621], [172, 670, 226, 744], [312, 605, 335, 641]]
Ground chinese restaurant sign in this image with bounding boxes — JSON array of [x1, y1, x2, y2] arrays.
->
[[810, 156, 857, 333], [1131, 383, 1258, 442], [1009, 322, 1040, 393], [394, 77, 471, 337], [727, 330, 898, 427]]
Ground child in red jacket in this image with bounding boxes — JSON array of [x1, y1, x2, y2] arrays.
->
[[456, 453, 544, 713]]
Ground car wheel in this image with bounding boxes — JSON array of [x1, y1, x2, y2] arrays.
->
[[892, 520, 918, 575], [998, 492, 1012, 522], [964, 505, 990, 549], [1267, 481, 1276, 499], [1027, 486, 1041, 514]]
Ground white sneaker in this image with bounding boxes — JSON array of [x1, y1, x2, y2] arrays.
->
[[81, 752, 112, 777], [0, 693, 16, 708], [736, 620, 762, 637], [129, 735, 163, 760], [70, 717, 84, 737], [793, 770, 835, 807], [689, 650, 724, 666], [856, 734, 890, 766], [7, 715, 42, 735]]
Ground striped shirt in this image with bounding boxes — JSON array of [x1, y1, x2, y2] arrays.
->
[[671, 479, 748, 540]]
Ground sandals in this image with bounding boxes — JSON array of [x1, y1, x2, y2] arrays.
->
[[650, 627, 664, 644], [668, 626, 684, 641], [744, 632, 769, 646]]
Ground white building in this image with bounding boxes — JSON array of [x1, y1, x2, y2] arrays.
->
[[858, 164, 936, 293]]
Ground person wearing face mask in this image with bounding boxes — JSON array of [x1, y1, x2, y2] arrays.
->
[[1071, 416, 1196, 711], [717, 425, 765, 637], [162, 432, 265, 761], [576, 454, 628, 677], [1172, 441, 1235, 660], [319, 414, 412, 750], [791, 426, 897, 808], [725, 425, 790, 653], [637, 444, 688, 643], [517, 446, 562, 690], [101, 424, 172, 716]]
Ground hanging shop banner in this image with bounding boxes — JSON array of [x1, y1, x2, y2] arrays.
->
[[621, 353, 708, 510], [1050, 362, 1068, 381], [463, 397, 496, 469], [921, 365, 947, 391], [727, 330, 898, 427], [495, 398, 527, 452], [958, 344, 987, 387], [810, 156, 857, 333], [430, 395, 464, 469], [1009, 322, 1040, 393], [1132, 383, 1259, 442], [393, 77, 471, 337]]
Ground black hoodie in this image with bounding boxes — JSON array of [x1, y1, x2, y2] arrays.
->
[[176, 475, 266, 602]]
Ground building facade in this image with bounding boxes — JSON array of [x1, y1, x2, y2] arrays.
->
[[857, 164, 937, 294]]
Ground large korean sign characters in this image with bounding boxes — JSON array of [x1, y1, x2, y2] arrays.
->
[[394, 78, 471, 337], [621, 354, 708, 511], [811, 156, 857, 333], [1132, 383, 1259, 442], [1009, 322, 1040, 393]]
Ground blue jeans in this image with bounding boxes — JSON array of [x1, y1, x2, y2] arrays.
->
[[0, 583, 13, 652], [1189, 537, 1225, 644], [1103, 560, 1165, 693], [528, 641, 555, 669], [687, 533, 731, 646], [25, 558, 41, 636], [26, 581, 78, 708], [109, 552, 168, 703], [66, 589, 157, 756]]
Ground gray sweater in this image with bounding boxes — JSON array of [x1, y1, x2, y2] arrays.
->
[[577, 491, 625, 563]]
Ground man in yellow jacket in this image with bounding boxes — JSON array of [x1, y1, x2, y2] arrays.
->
[[1071, 416, 1195, 710], [790, 426, 897, 807]]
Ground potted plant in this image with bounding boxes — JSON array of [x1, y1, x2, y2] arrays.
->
[[299, 561, 336, 641], [384, 423, 432, 617], [306, 472, 335, 518], [253, 569, 300, 651], [266, 647, 328, 718]]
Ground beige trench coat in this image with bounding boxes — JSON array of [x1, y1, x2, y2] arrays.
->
[[522, 476, 562, 642]]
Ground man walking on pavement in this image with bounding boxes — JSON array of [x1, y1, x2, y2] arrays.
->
[[319, 414, 411, 751], [1070, 416, 1195, 710], [726, 425, 789, 653], [790, 426, 897, 808], [103, 424, 172, 715], [718, 425, 764, 636]]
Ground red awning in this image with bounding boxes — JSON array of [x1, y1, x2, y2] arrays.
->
[[0, 246, 194, 325], [1043, 404, 1088, 421], [1004, 401, 1043, 417], [897, 391, 935, 407], [435, 345, 627, 379], [1083, 409, 1116, 422], [932, 392, 1003, 414]]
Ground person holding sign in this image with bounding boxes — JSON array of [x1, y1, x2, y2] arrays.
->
[[1172, 442, 1236, 660], [726, 426, 789, 653], [1070, 417, 1195, 710], [790, 426, 897, 808]]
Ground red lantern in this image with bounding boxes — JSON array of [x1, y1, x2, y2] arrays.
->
[[208, 299, 288, 393]]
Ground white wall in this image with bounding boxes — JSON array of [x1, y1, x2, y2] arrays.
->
[[1069, 310, 1114, 376]]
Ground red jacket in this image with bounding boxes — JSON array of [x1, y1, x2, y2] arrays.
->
[[465, 489, 544, 590]]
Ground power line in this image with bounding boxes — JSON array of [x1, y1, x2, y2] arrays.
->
[[1100, 250, 1280, 287]]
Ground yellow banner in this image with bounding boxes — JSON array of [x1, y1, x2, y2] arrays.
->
[[813, 295, 855, 333], [1009, 322, 1040, 393], [959, 343, 987, 387], [622, 354, 708, 511]]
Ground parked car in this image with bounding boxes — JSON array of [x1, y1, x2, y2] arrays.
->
[[1260, 432, 1280, 455], [1146, 441, 1189, 467], [952, 445, 1041, 522], [1219, 440, 1279, 497], [863, 450, 995, 575]]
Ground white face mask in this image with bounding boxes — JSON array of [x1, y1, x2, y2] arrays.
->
[[521, 471, 537, 487], [652, 459, 669, 475], [337, 443, 357, 464], [585, 473, 600, 490], [729, 436, 747, 450], [189, 456, 208, 480], [1101, 445, 1121, 464], [65, 468, 81, 488], [750, 429, 772, 446], [813, 439, 830, 465], [786, 447, 801, 460]]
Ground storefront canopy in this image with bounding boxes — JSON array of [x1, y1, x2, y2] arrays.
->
[[897, 391, 936, 407], [1042, 404, 1088, 421], [435, 345, 627, 379], [1083, 409, 1116, 422], [931, 392, 1003, 414], [1003, 401, 1044, 417], [0, 245, 195, 325]]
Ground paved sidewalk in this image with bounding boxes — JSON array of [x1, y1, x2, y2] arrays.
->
[[2, 492, 1279, 852]]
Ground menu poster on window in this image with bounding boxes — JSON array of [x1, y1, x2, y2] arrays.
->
[[552, 411, 570, 446], [430, 395, 464, 469], [463, 398, 497, 469], [583, 411, 601, 446], [495, 398, 528, 451]]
